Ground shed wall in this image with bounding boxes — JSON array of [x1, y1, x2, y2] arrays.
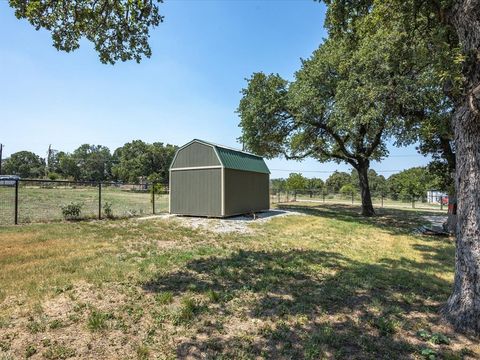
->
[[171, 142, 221, 168], [170, 169, 222, 217], [224, 169, 269, 216]]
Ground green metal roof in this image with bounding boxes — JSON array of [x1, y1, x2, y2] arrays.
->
[[194, 139, 270, 174]]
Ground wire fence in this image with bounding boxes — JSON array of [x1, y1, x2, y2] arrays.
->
[[0, 179, 169, 225], [270, 189, 450, 212]]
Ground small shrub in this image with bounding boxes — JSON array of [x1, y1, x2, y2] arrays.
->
[[25, 344, 37, 358], [87, 310, 113, 331], [155, 292, 173, 305], [103, 201, 114, 218], [60, 202, 83, 220]]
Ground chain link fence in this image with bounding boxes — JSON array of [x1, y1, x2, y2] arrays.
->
[[0, 179, 169, 225], [270, 189, 449, 212]]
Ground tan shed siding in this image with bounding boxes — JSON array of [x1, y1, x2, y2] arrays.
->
[[224, 169, 270, 216], [170, 169, 222, 217], [171, 142, 220, 168]]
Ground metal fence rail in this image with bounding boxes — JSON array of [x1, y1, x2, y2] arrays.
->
[[0, 179, 169, 225]]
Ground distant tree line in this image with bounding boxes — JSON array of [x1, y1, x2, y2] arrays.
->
[[271, 167, 445, 201], [1, 140, 177, 184]]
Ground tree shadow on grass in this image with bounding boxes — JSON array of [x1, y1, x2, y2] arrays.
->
[[143, 246, 457, 359], [277, 203, 448, 236]]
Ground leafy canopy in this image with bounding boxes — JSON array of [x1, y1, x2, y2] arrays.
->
[[9, 0, 164, 64]]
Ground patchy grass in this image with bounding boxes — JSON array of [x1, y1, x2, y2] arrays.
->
[[0, 186, 168, 225], [0, 203, 478, 359]]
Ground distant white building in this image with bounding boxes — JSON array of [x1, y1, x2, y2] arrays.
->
[[427, 190, 447, 204]]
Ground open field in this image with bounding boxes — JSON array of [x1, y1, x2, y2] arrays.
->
[[0, 203, 477, 359], [0, 186, 169, 225], [275, 194, 448, 212]]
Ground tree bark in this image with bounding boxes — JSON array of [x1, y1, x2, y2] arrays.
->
[[444, 0, 480, 334], [356, 161, 375, 217]]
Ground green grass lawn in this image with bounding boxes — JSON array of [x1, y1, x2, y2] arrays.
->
[[0, 186, 169, 225], [0, 203, 477, 359], [286, 194, 447, 212]]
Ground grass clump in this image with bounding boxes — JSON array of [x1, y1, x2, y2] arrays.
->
[[43, 343, 76, 359], [173, 296, 202, 325], [87, 310, 113, 332], [154, 291, 173, 305], [25, 344, 37, 358]]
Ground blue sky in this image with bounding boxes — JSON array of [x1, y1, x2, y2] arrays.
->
[[0, 0, 430, 180]]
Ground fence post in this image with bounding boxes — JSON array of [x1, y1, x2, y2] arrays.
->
[[152, 182, 156, 214], [323, 191, 325, 203], [98, 182, 102, 220], [351, 192, 354, 205], [381, 193, 384, 208], [14, 180, 19, 225], [440, 196, 443, 210], [412, 196, 415, 209]]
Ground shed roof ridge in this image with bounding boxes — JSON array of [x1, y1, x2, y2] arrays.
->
[[193, 139, 262, 158]]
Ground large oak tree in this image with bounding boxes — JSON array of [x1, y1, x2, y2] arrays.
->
[[323, 0, 480, 334]]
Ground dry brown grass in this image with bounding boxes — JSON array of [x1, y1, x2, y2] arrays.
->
[[0, 203, 478, 359]]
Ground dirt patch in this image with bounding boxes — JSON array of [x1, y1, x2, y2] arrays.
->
[[138, 210, 305, 234]]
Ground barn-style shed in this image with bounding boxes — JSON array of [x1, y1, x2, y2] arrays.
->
[[169, 139, 270, 217]]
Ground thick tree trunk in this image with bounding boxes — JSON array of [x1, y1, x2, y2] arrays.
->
[[444, 0, 480, 334], [356, 161, 375, 217], [444, 101, 480, 334]]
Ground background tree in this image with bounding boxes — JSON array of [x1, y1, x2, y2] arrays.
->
[[285, 173, 308, 200], [3, 151, 45, 178], [325, 171, 351, 194], [340, 183, 355, 198], [8, 0, 164, 64], [307, 177, 324, 198], [112, 141, 176, 184], [56, 152, 81, 181], [270, 178, 287, 194], [72, 144, 112, 181], [386, 167, 440, 202]]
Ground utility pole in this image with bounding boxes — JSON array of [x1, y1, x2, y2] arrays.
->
[[45, 144, 52, 177], [0, 143, 3, 175]]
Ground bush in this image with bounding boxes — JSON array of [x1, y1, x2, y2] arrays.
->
[[60, 202, 83, 220], [103, 201, 113, 218]]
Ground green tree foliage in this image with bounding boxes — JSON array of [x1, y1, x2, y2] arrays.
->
[[340, 183, 355, 197], [57, 151, 81, 181], [325, 171, 351, 193], [386, 167, 441, 201], [3, 151, 45, 178], [285, 173, 308, 192], [307, 178, 325, 192], [270, 178, 286, 193], [237, 23, 447, 216], [111, 141, 177, 184], [321, 1, 480, 332], [71, 144, 113, 181], [351, 169, 386, 195], [8, 0, 164, 64]]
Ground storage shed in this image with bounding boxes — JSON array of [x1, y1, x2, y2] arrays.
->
[[169, 139, 270, 217]]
